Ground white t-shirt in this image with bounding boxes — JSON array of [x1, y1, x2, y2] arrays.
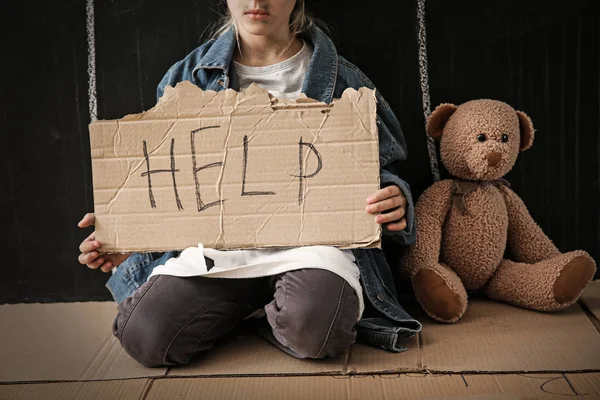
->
[[150, 41, 364, 317], [230, 40, 312, 99]]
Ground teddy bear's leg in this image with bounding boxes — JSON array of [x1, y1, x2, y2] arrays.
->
[[412, 263, 468, 323], [485, 250, 596, 311]]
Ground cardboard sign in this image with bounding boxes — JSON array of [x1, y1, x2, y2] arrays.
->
[[89, 82, 380, 252]]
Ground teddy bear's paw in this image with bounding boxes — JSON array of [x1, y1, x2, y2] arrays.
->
[[553, 253, 596, 305], [413, 268, 467, 323]]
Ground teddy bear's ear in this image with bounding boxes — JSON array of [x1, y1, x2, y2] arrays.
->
[[427, 103, 457, 140], [516, 110, 535, 151]]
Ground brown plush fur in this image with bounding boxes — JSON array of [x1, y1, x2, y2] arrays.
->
[[400, 99, 596, 323]]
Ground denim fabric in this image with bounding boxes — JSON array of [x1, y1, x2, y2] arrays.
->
[[109, 26, 422, 352], [106, 251, 180, 304]]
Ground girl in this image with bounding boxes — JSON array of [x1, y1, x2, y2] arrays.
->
[[78, 0, 421, 367]]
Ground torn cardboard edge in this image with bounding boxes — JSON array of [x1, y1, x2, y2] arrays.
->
[[89, 82, 382, 253]]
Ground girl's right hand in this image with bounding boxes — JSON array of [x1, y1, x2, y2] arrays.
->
[[77, 213, 131, 273]]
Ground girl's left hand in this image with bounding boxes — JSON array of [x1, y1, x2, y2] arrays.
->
[[365, 185, 407, 232]]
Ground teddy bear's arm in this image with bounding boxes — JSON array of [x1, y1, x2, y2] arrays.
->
[[500, 185, 561, 264], [400, 179, 454, 276]]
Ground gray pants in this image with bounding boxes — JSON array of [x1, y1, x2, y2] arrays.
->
[[112, 269, 359, 367]]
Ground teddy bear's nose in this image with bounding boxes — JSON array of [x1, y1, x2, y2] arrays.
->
[[486, 151, 502, 167]]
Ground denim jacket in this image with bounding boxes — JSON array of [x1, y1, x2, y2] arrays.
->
[[107, 26, 422, 352]]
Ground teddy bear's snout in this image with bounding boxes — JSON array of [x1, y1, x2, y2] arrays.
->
[[486, 151, 502, 167]]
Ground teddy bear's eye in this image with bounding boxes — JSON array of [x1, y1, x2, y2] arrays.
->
[[477, 134, 487, 142], [501, 134, 509, 143]]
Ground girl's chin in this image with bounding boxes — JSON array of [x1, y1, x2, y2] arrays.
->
[[238, 24, 276, 36]]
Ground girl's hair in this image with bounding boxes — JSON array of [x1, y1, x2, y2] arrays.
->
[[208, 0, 320, 41]]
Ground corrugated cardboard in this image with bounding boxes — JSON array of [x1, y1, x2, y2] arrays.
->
[[2, 281, 599, 399], [7, 374, 600, 400], [346, 299, 600, 374], [0, 379, 151, 400], [582, 280, 600, 321], [143, 374, 600, 400], [2, 284, 600, 386], [0, 303, 167, 382], [417, 299, 600, 373], [566, 373, 600, 397], [143, 375, 523, 400], [88, 82, 381, 252]]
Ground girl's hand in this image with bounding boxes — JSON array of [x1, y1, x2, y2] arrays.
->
[[77, 213, 130, 273], [365, 185, 407, 232]]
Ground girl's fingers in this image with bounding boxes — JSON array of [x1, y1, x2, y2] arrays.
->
[[366, 185, 400, 205], [375, 207, 405, 224], [87, 257, 105, 270], [386, 218, 408, 232], [366, 195, 404, 214], [99, 261, 114, 273], [78, 213, 95, 228], [78, 251, 99, 265], [79, 237, 100, 253]]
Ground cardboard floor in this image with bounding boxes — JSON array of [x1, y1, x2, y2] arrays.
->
[[1, 280, 599, 399]]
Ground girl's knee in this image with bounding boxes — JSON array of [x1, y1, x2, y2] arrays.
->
[[112, 278, 173, 367], [113, 275, 243, 367], [267, 270, 359, 359]]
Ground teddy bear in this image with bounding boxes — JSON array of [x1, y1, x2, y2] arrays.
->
[[399, 99, 596, 323]]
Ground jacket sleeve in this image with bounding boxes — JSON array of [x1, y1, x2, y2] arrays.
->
[[155, 40, 215, 102], [375, 92, 416, 246], [156, 62, 179, 102], [155, 58, 195, 102]]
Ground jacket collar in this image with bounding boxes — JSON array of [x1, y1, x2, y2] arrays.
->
[[301, 26, 338, 104], [193, 27, 237, 73], [193, 26, 338, 104]]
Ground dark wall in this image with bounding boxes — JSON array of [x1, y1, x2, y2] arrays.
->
[[0, 0, 108, 302], [1, 0, 598, 303]]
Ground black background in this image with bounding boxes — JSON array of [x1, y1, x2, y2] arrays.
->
[[0, 0, 598, 303]]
